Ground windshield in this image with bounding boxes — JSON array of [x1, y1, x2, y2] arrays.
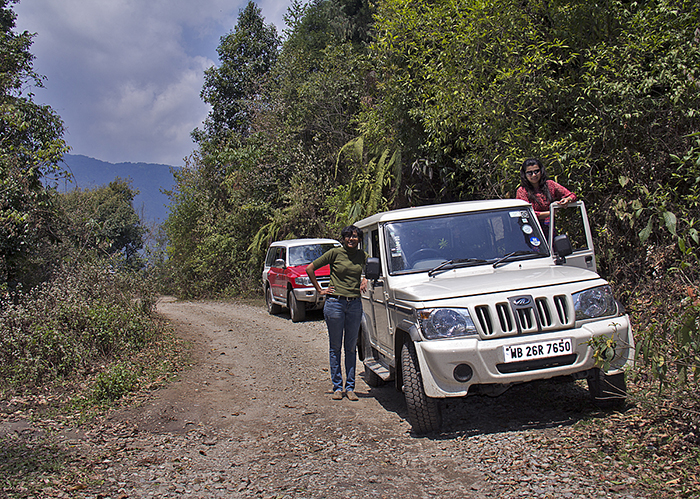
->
[[288, 243, 338, 266], [384, 208, 548, 275]]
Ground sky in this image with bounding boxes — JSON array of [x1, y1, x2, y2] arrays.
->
[[13, 0, 291, 167]]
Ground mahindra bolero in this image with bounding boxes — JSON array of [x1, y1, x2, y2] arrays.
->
[[356, 199, 634, 433]]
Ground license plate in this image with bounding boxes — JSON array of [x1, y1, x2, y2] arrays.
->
[[503, 338, 573, 363]]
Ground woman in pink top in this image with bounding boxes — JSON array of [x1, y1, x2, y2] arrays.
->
[[516, 158, 576, 224]]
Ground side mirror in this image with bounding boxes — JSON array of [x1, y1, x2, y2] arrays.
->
[[365, 257, 381, 280], [273, 258, 286, 269], [553, 235, 572, 264]]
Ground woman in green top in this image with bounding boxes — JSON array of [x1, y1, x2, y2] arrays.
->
[[306, 225, 368, 401]]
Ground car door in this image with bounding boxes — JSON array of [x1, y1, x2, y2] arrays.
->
[[365, 227, 394, 356], [548, 201, 597, 272], [268, 247, 287, 301]]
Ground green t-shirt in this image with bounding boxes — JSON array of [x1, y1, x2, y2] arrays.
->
[[312, 245, 368, 298]]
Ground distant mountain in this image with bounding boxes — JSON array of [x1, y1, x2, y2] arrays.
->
[[57, 154, 179, 224]]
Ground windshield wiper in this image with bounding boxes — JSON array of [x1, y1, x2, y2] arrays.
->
[[492, 250, 543, 268], [428, 258, 489, 277]]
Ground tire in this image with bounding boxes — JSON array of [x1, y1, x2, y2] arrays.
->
[[587, 368, 626, 409], [401, 341, 442, 434], [288, 290, 306, 323], [360, 326, 384, 387], [266, 286, 282, 315]]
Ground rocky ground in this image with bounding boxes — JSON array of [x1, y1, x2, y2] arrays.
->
[[0, 298, 663, 498]]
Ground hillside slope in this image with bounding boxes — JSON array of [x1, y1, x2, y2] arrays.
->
[[58, 154, 178, 224]]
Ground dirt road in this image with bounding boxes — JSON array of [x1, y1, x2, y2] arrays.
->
[[92, 298, 646, 498]]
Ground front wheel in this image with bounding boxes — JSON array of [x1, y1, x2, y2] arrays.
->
[[266, 286, 282, 315], [587, 368, 626, 409], [288, 290, 306, 323], [401, 341, 442, 434]]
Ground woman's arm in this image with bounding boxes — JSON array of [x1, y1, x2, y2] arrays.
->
[[549, 180, 576, 206], [306, 263, 333, 296]]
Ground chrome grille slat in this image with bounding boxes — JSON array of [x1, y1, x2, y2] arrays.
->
[[536, 297, 552, 327], [475, 305, 493, 335], [496, 302, 514, 333], [516, 307, 535, 331], [553, 295, 569, 323]]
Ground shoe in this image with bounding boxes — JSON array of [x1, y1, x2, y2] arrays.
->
[[346, 390, 359, 401], [332, 390, 343, 400]]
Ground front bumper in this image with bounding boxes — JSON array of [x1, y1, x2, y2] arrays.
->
[[293, 285, 329, 307], [415, 315, 634, 398]]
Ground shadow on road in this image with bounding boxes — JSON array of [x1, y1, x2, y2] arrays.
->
[[363, 371, 613, 439]]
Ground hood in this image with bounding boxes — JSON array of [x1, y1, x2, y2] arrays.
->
[[288, 264, 331, 277], [392, 265, 603, 303]]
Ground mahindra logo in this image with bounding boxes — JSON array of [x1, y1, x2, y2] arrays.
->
[[514, 297, 531, 306]]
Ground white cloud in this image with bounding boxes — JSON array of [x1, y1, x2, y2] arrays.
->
[[13, 0, 289, 166]]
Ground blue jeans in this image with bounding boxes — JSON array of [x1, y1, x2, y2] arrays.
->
[[323, 296, 362, 392]]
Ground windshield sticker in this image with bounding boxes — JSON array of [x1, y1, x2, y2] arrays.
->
[[388, 230, 403, 256], [530, 236, 541, 247], [522, 224, 533, 235], [509, 211, 522, 218]]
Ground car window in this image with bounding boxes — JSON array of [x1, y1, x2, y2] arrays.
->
[[288, 243, 338, 266], [265, 247, 278, 267]]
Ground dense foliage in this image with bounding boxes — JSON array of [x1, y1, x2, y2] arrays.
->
[[59, 178, 146, 267], [0, 261, 157, 387]]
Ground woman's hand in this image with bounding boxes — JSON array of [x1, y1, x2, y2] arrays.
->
[[318, 285, 334, 296], [360, 278, 368, 293], [557, 196, 574, 207]]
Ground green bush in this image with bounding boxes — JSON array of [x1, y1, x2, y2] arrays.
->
[[636, 286, 700, 390], [92, 361, 140, 402], [0, 259, 159, 389]]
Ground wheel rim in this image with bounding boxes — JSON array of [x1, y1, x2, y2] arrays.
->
[[266, 287, 273, 312]]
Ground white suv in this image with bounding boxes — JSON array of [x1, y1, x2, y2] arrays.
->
[[356, 199, 635, 433]]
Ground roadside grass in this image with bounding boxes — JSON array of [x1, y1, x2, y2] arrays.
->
[[570, 379, 700, 498], [0, 260, 190, 498], [594, 280, 700, 498], [0, 323, 188, 498]]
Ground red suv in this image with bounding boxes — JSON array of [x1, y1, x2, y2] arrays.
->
[[262, 238, 340, 322]]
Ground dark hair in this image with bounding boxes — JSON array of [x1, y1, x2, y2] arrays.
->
[[520, 158, 551, 204], [340, 225, 363, 240]]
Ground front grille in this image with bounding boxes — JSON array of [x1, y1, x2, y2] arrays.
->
[[473, 294, 572, 338]]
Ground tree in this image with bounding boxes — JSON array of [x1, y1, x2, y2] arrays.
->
[[0, 0, 69, 289], [195, 1, 280, 145], [60, 179, 145, 267]]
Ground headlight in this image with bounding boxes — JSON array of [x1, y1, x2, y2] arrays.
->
[[295, 276, 312, 286], [573, 285, 618, 320], [418, 308, 478, 339]]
